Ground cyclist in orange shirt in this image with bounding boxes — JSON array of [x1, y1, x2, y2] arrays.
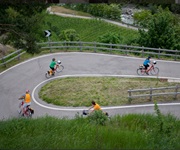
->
[[88, 100, 101, 113], [19, 90, 31, 115]]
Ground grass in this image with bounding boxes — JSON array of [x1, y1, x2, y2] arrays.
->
[[39, 77, 180, 107], [1, 5, 180, 150], [42, 14, 139, 43], [0, 111, 179, 149]]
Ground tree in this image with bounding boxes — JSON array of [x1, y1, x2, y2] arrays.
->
[[0, 0, 48, 54], [137, 6, 179, 50], [98, 32, 122, 44]]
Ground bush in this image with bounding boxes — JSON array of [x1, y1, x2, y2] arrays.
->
[[98, 32, 122, 44], [59, 29, 80, 41], [88, 110, 108, 126]]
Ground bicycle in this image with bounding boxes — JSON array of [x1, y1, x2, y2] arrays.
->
[[82, 109, 109, 116], [18, 100, 34, 118], [45, 60, 64, 79], [137, 61, 159, 75]]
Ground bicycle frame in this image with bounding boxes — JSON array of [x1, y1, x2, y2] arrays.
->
[[137, 61, 159, 76]]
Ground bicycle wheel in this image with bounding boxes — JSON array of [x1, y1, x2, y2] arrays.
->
[[45, 71, 51, 79], [137, 69, 145, 75], [150, 67, 159, 75], [25, 109, 32, 118], [56, 65, 64, 73]]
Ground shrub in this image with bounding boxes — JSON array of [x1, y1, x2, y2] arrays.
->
[[88, 110, 108, 126]]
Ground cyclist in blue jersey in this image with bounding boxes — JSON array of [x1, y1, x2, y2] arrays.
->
[[143, 56, 151, 75]]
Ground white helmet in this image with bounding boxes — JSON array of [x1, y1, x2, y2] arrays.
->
[[57, 60, 61, 64], [153, 61, 157, 64]]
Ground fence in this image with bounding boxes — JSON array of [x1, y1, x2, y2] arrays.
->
[[0, 49, 25, 67], [1, 41, 180, 67], [38, 41, 180, 61], [128, 85, 180, 103]]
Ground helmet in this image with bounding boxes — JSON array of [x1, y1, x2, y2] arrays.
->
[[153, 61, 157, 64], [148, 56, 151, 59], [52, 58, 55, 61], [26, 90, 30, 93], [57, 60, 61, 64]]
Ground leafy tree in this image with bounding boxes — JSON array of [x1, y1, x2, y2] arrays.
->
[[98, 32, 122, 44], [133, 9, 152, 27], [59, 29, 80, 41], [0, 0, 48, 54], [137, 6, 179, 50]]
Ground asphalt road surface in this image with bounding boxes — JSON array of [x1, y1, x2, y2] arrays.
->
[[0, 52, 180, 120]]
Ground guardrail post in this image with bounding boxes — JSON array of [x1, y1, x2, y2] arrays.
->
[[174, 49, 177, 61], [158, 48, 161, 59], [110, 43, 112, 54], [174, 84, 178, 100], [79, 41, 82, 52], [125, 45, 128, 56], [94, 42, 97, 53], [48, 37, 52, 53], [150, 87, 152, 101], [142, 46, 144, 58], [17, 49, 20, 61], [128, 89, 132, 103]]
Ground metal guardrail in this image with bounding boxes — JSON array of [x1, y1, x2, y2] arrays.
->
[[0, 49, 25, 67], [128, 85, 180, 103], [38, 41, 180, 61], [1, 41, 180, 67]]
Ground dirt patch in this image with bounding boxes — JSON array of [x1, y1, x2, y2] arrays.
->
[[0, 44, 15, 57], [50, 6, 92, 17]]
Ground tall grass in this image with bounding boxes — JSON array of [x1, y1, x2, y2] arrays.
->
[[0, 110, 179, 149]]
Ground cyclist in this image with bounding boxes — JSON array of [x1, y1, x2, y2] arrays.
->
[[88, 100, 101, 114], [19, 90, 31, 115], [143, 56, 152, 75], [49, 58, 57, 75], [88, 100, 108, 116]]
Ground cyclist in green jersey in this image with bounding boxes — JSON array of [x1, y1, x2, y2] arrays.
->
[[49, 58, 57, 75]]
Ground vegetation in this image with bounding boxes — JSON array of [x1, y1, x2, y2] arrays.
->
[[0, 103, 179, 149], [39, 77, 180, 107], [42, 14, 139, 43], [137, 6, 180, 50], [0, 0, 49, 54], [64, 3, 122, 21]]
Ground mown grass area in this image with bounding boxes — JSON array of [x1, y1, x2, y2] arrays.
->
[[0, 107, 180, 149], [39, 77, 180, 107]]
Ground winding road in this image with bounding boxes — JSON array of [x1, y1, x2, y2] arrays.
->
[[0, 52, 180, 120]]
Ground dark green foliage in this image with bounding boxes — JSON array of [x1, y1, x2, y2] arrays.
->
[[87, 110, 108, 125], [0, 1, 48, 54], [65, 3, 122, 21], [137, 6, 180, 50], [98, 32, 122, 44], [59, 29, 80, 41], [145, 101, 180, 149]]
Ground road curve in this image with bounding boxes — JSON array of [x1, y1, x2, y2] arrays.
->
[[0, 52, 180, 120]]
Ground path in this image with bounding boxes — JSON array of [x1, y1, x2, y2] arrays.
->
[[0, 52, 180, 120]]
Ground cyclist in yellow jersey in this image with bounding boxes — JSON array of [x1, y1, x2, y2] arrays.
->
[[88, 100, 101, 114], [19, 90, 31, 115]]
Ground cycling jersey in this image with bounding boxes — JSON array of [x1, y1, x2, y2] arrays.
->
[[50, 61, 56, 68], [93, 103, 101, 110], [143, 59, 150, 65], [25, 93, 31, 103]]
